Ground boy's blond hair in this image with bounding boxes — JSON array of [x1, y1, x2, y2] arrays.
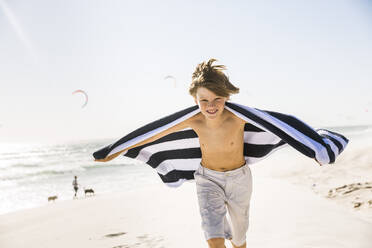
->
[[189, 58, 239, 98]]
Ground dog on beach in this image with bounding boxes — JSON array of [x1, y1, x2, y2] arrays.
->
[[48, 195, 58, 202], [84, 188, 95, 196]]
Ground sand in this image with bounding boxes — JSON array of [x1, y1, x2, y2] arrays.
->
[[1, 167, 371, 248], [252, 136, 372, 224]]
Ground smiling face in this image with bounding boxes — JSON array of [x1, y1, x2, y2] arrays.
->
[[194, 87, 228, 120]]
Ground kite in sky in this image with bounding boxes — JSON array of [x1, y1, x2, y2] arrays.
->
[[72, 90, 88, 108]]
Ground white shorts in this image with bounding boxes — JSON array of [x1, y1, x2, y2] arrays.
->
[[194, 163, 252, 247]]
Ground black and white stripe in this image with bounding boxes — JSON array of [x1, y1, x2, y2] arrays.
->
[[225, 102, 348, 164], [93, 102, 348, 187]]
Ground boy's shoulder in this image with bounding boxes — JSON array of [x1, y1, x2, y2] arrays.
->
[[187, 112, 204, 125], [223, 108, 247, 125]]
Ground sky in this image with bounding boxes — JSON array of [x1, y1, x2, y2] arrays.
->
[[0, 0, 371, 144]]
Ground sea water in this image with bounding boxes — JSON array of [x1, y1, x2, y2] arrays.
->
[[0, 125, 371, 215], [0, 139, 161, 215]]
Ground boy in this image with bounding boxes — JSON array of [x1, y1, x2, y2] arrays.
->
[[94, 59, 347, 248]]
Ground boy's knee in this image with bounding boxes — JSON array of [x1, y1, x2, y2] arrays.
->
[[207, 238, 226, 248]]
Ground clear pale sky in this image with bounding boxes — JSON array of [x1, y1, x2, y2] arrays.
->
[[1, 0, 371, 143]]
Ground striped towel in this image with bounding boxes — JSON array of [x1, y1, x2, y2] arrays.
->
[[93, 102, 348, 187]]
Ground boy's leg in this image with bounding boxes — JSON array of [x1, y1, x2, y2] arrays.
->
[[226, 165, 252, 248], [194, 169, 232, 245], [226, 202, 250, 248], [207, 238, 226, 248]]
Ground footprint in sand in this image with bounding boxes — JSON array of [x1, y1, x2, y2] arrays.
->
[[105, 232, 127, 238], [327, 182, 372, 209], [136, 234, 164, 248], [108, 233, 164, 248]]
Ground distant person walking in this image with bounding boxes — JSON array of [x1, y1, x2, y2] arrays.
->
[[72, 176, 79, 198]]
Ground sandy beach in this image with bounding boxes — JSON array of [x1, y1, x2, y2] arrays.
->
[[1, 165, 371, 248]]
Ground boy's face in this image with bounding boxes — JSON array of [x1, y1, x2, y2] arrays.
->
[[194, 87, 227, 120]]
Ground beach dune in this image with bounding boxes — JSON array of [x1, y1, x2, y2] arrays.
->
[[0, 173, 371, 248]]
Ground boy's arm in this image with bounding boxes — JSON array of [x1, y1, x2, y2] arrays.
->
[[94, 118, 191, 162]]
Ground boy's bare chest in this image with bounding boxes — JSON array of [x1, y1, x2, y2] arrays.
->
[[194, 122, 245, 153], [196, 124, 245, 170], [188, 113, 246, 170]]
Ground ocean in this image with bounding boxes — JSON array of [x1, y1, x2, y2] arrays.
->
[[1, 125, 371, 215], [0, 139, 161, 215]]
